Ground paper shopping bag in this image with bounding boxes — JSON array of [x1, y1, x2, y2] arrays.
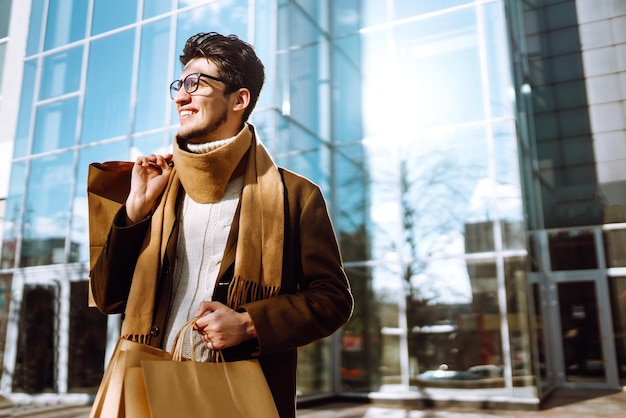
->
[[123, 350, 169, 418], [89, 337, 171, 418], [87, 160, 134, 306], [137, 320, 280, 418], [140, 359, 279, 418]]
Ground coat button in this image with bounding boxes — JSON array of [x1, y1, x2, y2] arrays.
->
[[150, 326, 160, 337]]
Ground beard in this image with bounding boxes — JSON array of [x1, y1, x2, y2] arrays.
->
[[175, 107, 228, 148]]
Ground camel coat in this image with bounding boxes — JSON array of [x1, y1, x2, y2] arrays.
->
[[90, 167, 354, 418]]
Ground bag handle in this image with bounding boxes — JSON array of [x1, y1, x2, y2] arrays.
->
[[171, 320, 197, 361], [170, 319, 225, 362]]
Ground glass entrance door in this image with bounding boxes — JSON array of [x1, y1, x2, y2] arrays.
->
[[530, 227, 621, 390], [549, 272, 619, 389], [558, 280, 605, 383]]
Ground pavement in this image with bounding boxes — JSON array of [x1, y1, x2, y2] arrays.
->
[[297, 389, 626, 417], [0, 388, 624, 417]]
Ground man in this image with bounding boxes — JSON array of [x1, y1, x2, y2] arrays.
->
[[90, 32, 353, 417]]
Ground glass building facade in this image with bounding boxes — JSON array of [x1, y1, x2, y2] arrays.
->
[[0, 0, 625, 409]]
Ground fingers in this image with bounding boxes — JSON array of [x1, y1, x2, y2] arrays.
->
[[136, 154, 173, 171], [200, 331, 217, 350], [194, 300, 223, 318], [193, 301, 233, 351], [125, 154, 173, 224], [197, 324, 223, 350]]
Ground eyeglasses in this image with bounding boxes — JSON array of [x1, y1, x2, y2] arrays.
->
[[169, 72, 226, 100]]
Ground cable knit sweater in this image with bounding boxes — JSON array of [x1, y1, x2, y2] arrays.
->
[[163, 177, 244, 358], [162, 138, 244, 359]]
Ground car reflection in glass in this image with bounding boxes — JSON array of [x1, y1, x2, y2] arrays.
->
[[417, 364, 504, 382]]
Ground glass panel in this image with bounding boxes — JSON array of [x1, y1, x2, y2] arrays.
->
[[367, 126, 489, 260], [465, 221, 496, 253], [1, 162, 26, 269], [252, 0, 273, 112], [604, 229, 626, 268], [373, 262, 402, 330], [26, 0, 45, 56], [505, 257, 535, 394], [247, 111, 275, 151], [366, 142, 402, 263], [297, 338, 332, 396], [380, 333, 401, 385], [558, 281, 606, 383], [175, 0, 247, 55], [279, 0, 324, 50], [341, 265, 377, 393], [13, 284, 57, 393], [0, 274, 13, 358], [502, 221, 526, 251], [135, 18, 171, 133], [0, 0, 12, 38], [334, 144, 368, 263], [601, 183, 626, 224], [82, 29, 134, 144], [414, 259, 492, 388], [297, 0, 329, 33], [332, 39, 363, 145], [528, 233, 541, 273], [532, 283, 548, 392], [394, 0, 472, 19], [548, 229, 598, 271], [361, 9, 482, 135], [32, 97, 79, 153], [331, 1, 359, 38], [361, 0, 387, 28], [21, 152, 74, 267], [278, 146, 328, 193], [91, 0, 137, 35], [609, 277, 626, 385], [539, 159, 600, 229], [0, 42, 5, 86], [68, 281, 107, 392], [275, 53, 290, 134], [358, 32, 388, 137], [283, 42, 329, 140], [465, 221, 526, 253], [372, 261, 403, 389], [143, 0, 171, 19], [40, 46, 83, 100], [494, 121, 524, 223], [44, 0, 88, 50], [484, 1, 513, 118], [72, 141, 129, 264], [275, 122, 328, 186], [131, 132, 172, 158], [13, 60, 37, 158]]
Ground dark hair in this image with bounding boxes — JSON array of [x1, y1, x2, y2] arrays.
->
[[180, 32, 265, 122]]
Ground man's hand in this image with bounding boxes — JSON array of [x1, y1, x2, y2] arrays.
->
[[125, 154, 173, 224], [194, 301, 257, 350]]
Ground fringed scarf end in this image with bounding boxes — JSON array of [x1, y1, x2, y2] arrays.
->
[[121, 333, 151, 345], [227, 275, 281, 308]]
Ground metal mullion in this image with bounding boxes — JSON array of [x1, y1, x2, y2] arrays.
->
[[126, 0, 143, 144]]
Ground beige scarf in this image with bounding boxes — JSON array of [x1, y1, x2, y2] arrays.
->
[[121, 125, 284, 342]]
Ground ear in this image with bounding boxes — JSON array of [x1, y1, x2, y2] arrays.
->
[[231, 88, 251, 113]]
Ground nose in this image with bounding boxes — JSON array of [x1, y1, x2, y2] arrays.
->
[[174, 86, 191, 104]]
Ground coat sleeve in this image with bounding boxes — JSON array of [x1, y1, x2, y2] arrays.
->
[[241, 178, 354, 355], [90, 207, 150, 314]]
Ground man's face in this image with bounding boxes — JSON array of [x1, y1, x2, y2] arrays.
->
[[173, 58, 234, 144]]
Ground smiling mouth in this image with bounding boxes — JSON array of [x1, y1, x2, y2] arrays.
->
[[180, 110, 195, 118]]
